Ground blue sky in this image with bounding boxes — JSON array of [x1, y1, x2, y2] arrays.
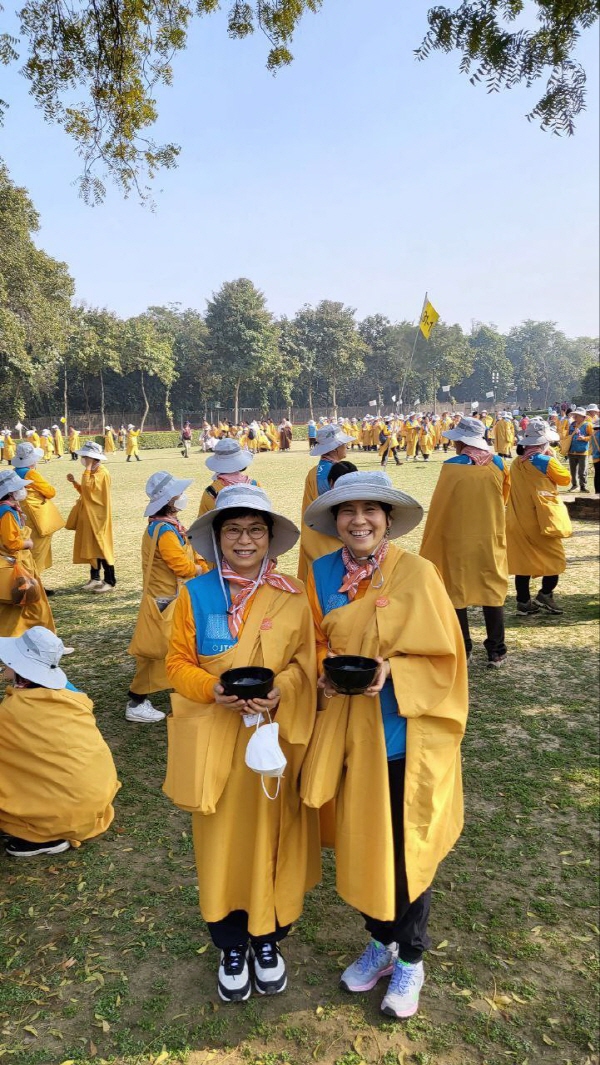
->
[[2, 0, 599, 337]]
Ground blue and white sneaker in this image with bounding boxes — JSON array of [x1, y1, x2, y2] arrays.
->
[[340, 939, 397, 992], [381, 959, 424, 1018]]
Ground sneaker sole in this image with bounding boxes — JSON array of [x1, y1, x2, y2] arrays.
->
[[340, 964, 395, 993], [217, 979, 252, 1003], [6, 841, 70, 858], [255, 974, 287, 996], [381, 1001, 420, 1019], [125, 712, 165, 723]]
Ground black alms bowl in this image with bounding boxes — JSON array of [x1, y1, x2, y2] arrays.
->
[[323, 655, 379, 695], [220, 667, 275, 699]]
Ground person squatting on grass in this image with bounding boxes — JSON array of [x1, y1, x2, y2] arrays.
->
[[300, 471, 469, 1020]]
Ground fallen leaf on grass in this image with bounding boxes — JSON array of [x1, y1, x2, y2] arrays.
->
[[196, 943, 209, 954], [436, 939, 449, 950], [315, 1006, 324, 1016], [152, 1051, 170, 1065], [541, 1034, 556, 1045]]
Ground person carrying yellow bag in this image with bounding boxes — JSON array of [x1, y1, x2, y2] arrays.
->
[[507, 418, 571, 616], [66, 441, 115, 593], [126, 472, 207, 724], [11, 441, 65, 585]]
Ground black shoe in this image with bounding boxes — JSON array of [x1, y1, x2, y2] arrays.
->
[[487, 652, 507, 669], [580, 487, 590, 493], [5, 837, 70, 858], [217, 945, 251, 1002], [251, 941, 287, 995], [44, 589, 56, 597]]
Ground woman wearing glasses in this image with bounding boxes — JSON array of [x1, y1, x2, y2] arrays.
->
[[164, 485, 320, 1004]]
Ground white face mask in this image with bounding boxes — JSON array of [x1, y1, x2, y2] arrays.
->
[[13, 488, 27, 501], [245, 720, 287, 799], [174, 494, 188, 511]]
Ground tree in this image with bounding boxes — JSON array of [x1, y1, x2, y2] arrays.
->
[[358, 316, 413, 410], [407, 322, 472, 409], [2, 0, 595, 201], [205, 279, 279, 424], [77, 308, 123, 428], [293, 301, 366, 418], [577, 362, 600, 404], [120, 315, 175, 430]]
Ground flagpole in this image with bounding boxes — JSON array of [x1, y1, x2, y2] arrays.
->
[[399, 291, 428, 408]]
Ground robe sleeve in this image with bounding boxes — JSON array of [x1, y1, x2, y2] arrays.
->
[[30, 470, 56, 499], [274, 591, 317, 746], [305, 568, 330, 674], [501, 461, 511, 505], [83, 471, 109, 506], [71, 480, 82, 495], [158, 530, 199, 579], [166, 586, 217, 703], [546, 457, 571, 486], [0, 512, 26, 552]]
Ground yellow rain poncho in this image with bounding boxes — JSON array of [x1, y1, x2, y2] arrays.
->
[[506, 455, 571, 577], [0, 506, 55, 637], [70, 465, 114, 566], [52, 428, 64, 457], [126, 429, 140, 457], [20, 467, 65, 573]]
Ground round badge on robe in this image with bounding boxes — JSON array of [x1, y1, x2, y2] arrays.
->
[[375, 597, 389, 608], [260, 618, 273, 631]]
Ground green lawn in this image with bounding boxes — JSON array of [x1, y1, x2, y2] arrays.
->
[[1, 443, 598, 1065]]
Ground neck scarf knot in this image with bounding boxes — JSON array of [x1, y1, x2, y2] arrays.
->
[[461, 445, 493, 466], [218, 471, 252, 487], [220, 558, 300, 637], [148, 513, 188, 539], [338, 539, 389, 600], [520, 443, 552, 463]]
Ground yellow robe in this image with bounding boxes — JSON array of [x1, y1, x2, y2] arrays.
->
[[30, 432, 41, 448], [71, 465, 114, 566], [21, 467, 65, 573], [129, 525, 201, 695], [404, 421, 419, 458], [3, 435, 16, 462], [301, 545, 468, 911], [492, 419, 515, 455], [0, 685, 120, 844], [419, 459, 510, 608], [126, 430, 140, 456], [418, 426, 435, 456], [39, 436, 51, 461], [104, 431, 116, 453], [68, 431, 81, 454], [53, 429, 64, 456], [164, 581, 321, 936], [506, 456, 571, 577], [297, 466, 341, 582], [0, 511, 55, 636]]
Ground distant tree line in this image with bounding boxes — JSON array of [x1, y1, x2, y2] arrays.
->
[[1, 161, 598, 428]]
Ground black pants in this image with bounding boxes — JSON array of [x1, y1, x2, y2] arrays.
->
[[381, 446, 401, 466], [568, 454, 588, 489], [206, 910, 291, 951], [361, 759, 431, 964], [90, 559, 116, 586], [594, 463, 600, 494], [515, 574, 558, 603], [455, 605, 506, 658], [70, 451, 78, 461], [126, 454, 141, 462]]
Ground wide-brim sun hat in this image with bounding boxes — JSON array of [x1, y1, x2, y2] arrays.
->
[[205, 438, 254, 474], [442, 416, 491, 451], [11, 443, 44, 468], [144, 471, 193, 517], [518, 418, 560, 445], [586, 404, 599, 413], [0, 626, 74, 689], [573, 407, 588, 417], [310, 424, 354, 458], [303, 470, 423, 539], [76, 441, 107, 462], [187, 484, 299, 562], [0, 469, 31, 497]]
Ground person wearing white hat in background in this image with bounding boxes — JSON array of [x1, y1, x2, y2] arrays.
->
[[197, 439, 260, 517], [26, 427, 41, 448], [506, 418, 571, 616], [3, 429, 16, 464], [403, 413, 419, 460], [300, 470, 468, 1020], [125, 472, 208, 724], [491, 411, 516, 459], [68, 425, 81, 461], [566, 408, 592, 492], [126, 424, 141, 462], [164, 485, 320, 1004], [104, 425, 116, 454], [297, 423, 354, 582], [51, 424, 64, 458], [39, 429, 54, 462], [0, 626, 120, 858], [66, 441, 116, 593], [11, 442, 65, 588], [420, 417, 510, 667], [0, 469, 55, 637]]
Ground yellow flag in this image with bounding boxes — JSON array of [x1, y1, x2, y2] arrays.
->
[[419, 299, 439, 339]]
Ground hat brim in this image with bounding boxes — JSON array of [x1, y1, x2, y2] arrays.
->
[[303, 483, 423, 539], [0, 474, 31, 493], [76, 448, 107, 461], [205, 450, 253, 474], [11, 447, 44, 467], [188, 502, 299, 562], [442, 429, 491, 451], [310, 432, 354, 457], [518, 430, 560, 445], [0, 637, 67, 690], [144, 477, 193, 517]]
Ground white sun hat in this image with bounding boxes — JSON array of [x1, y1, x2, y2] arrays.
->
[[51, 424, 59, 430], [205, 438, 254, 474], [310, 424, 354, 458], [187, 484, 299, 562], [303, 470, 423, 539], [76, 441, 107, 462], [0, 469, 31, 498], [0, 626, 74, 690], [442, 416, 491, 451], [144, 471, 193, 517], [586, 404, 599, 413], [518, 418, 560, 445], [127, 424, 135, 430], [573, 406, 588, 417], [11, 442, 44, 468]]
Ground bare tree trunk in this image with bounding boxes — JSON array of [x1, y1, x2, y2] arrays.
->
[[140, 370, 149, 431], [82, 379, 91, 433], [308, 380, 314, 420], [331, 381, 338, 420], [63, 364, 68, 432], [99, 367, 105, 430], [234, 379, 240, 425], [165, 385, 175, 430]]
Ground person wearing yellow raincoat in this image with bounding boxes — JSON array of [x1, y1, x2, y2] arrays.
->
[[126, 425, 141, 461], [164, 484, 320, 1003], [378, 418, 401, 466], [420, 416, 510, 667], [66, 441, 115, 593], [11, 442, 65, 581], [68, 426, 81, 461], [491, 412, 516, 458], [104, 426, 116, 453], [297, 423, 354, 582], [507, 418, 571, 616], [301, 470, 468, 1020], [0, 469, 55, 637], [3, 431, 16, 464], [438, 413, 453, 452], [0, 626, 120, 858], [39, 430, 54, 461], [417, 418, 435, 461], [126, 472, 207, 724], [403, 414, 419, 460], [198, 439, 260, 516], [51, 424, 64, 458], [26, 428, 41, 449]]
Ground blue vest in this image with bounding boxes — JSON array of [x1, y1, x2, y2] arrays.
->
[[316, 459, 334, 496], [0, 503, 23, 526], [530, 453, 552, 476], [186, 569, 237, 657], [313, 549, 406, 761], [570, 424, 590, 454], [13, 467, 31, 480], [147, 520, 187, 547]]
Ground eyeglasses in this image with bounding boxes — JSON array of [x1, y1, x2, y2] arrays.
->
[[221, 524, 268, 541]]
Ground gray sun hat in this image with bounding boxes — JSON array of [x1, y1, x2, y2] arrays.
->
[[303, 470, 423, 539], [187, 484, 299, 562], [144, 471, 193, 517], [205, 438, 254, 474], [442, 416, 491, 451], [0, 626, 74, 690], [0, 468, 31, 498], [573, 406, 588, 417], [518, 418, 560, 446], [76, 441, 107, 462], [310, 424, 354, 458], [11, 441, 44, 468], [586, 404, 599, 413]]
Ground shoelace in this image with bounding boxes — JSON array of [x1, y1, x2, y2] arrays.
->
[[224, 946, 246, 974], [254, 942, 277, 967], [356, 941, 387, 973], [388, 962, 419, 993]]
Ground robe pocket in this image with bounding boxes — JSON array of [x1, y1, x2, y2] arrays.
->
[[128, 594, 177, 660], [163, 708, 215, 812]]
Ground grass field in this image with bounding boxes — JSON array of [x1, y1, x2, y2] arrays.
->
[[1, 443, 598, 1065]]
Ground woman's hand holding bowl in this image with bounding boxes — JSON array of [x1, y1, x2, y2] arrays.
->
[[363, 656, 391, 696], [246, 686, 281, 714], [213, 683, 248, 713]]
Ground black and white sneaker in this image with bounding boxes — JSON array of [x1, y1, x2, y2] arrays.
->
[[217, 945, 251, 1003], [5, 837, 70, 858], [251, 941, 287, 995]]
